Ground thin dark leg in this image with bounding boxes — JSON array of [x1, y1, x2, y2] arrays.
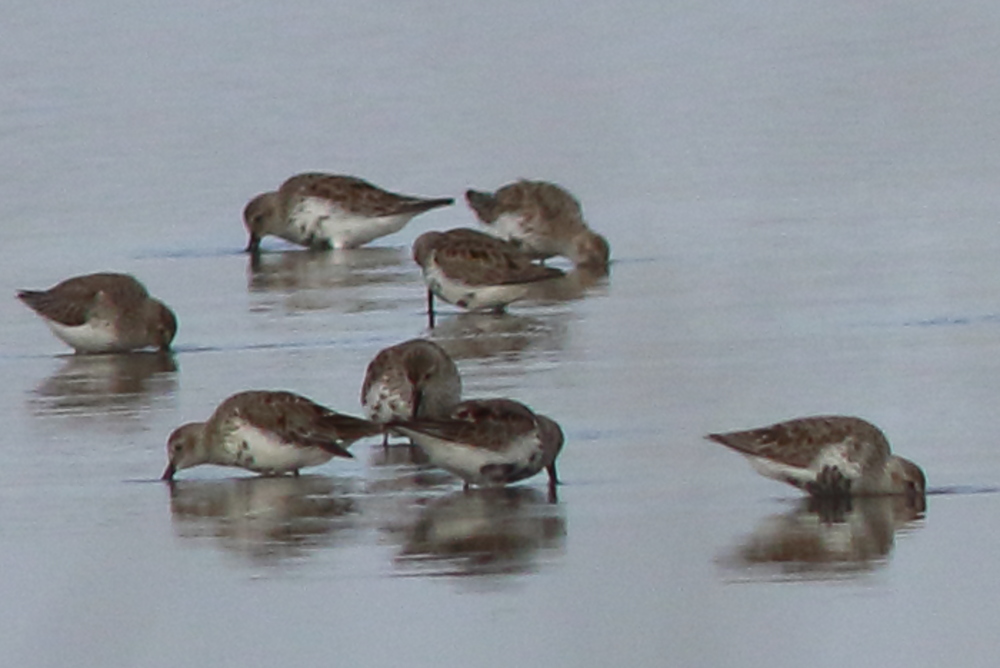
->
[[427, 289, 436, 329]]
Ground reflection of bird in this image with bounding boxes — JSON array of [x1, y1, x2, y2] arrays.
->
[[17, 273, 177, 354], [465, 180, 610, 268], [30, 351, 177, 416], [247, 246, 408, 293], [245, 246, 412, 315], [717, 495, 925, 581], [520, 263, 610, 303], [428, 311, 565, 363], [707, 416, 926, 497], [361, 339, 462, 445], [412, 228, 563, 326], [162, 390, 380, 479], [168, 475, 357, 565], [389, 398, 563, 492], [394, 487, 566, 577], [243, 172, 453, 252]]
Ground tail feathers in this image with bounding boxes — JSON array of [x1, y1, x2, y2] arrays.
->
[[312, 414, 383, 455], [706, 432, 753, 455], [309, 439, 355, 459], [401, 197, 454, 215], [465, 189, 498, 221], [16, 290, 44, 309], [17, 290, 87, 326]]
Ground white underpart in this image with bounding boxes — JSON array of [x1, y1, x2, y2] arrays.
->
[[423, 256, 533, 310], [491, 213, 529, 242], [45, 319, 123, 353], [221, 420, 334, 473], [745, 442, 864, 489], [363, 381, 413, 423], [415, 498, 494, 544], [285, 198, 414, 249], [491, 212, 560, 257], [395, 427, 541, 485]]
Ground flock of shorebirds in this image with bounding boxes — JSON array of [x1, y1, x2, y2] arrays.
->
[[16, 173, 926, 503]]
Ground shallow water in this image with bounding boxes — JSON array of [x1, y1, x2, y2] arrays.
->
[[4, 1, 1000, 666]]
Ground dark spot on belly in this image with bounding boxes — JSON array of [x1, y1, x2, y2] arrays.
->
[[481, 462, 538, 483], [806, 465, 853, 497]]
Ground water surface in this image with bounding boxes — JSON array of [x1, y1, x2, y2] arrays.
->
[[3, 2, 1000, 667]]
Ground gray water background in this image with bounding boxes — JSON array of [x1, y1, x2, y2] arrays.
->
[[3, 1, 1000, 666]]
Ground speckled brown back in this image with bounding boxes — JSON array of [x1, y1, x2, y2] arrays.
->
[[707, 415, 891, 468]]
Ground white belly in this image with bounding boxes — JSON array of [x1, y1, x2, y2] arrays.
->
[[492, 213, 556, 258], [423, 261, 532, 311], [746, 443, 863, 489], [46, 319, 123, 354], [285, 198, 414, 249], [399, 428, 541, 485], [491, 213, 528, 242], [224, 421, 334, 473], [363, 379, 414, 423]]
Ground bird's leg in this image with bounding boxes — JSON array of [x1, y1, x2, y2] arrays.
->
[[547, 462, 559, 486], [546, 463, 560, 502]]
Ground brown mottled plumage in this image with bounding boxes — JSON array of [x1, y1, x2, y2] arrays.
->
[[412, 228, 564, 323], [244, 172, 453, 252], [17, 272, 177, 354], [389, 398, 564, 490], [362, 338, 462, 424], [465, 180, 610, 268], [707, 416, 925, 497], [162, 390, 381, 479]]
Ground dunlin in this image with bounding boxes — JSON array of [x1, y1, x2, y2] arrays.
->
[[465, 180, 610, 268], [361, 338, 462, 445], [389, 398, 564, 491], [707, 416, 926, 497], [17, 272, 177, 354], [243, 172, 453, 252], [412, 228, 564, 324], [162, 390, 381, 479]]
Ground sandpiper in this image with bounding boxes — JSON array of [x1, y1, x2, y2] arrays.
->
[[17, 272, 177, 354], [162, 390, 381, 479], [707, 415, 926, 497], [243, 172, 453, 252], [465, 180, 610, 268], [361, 338, 462, 445], [388, 398, 564, 491], [412, 228, 564, 325]]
